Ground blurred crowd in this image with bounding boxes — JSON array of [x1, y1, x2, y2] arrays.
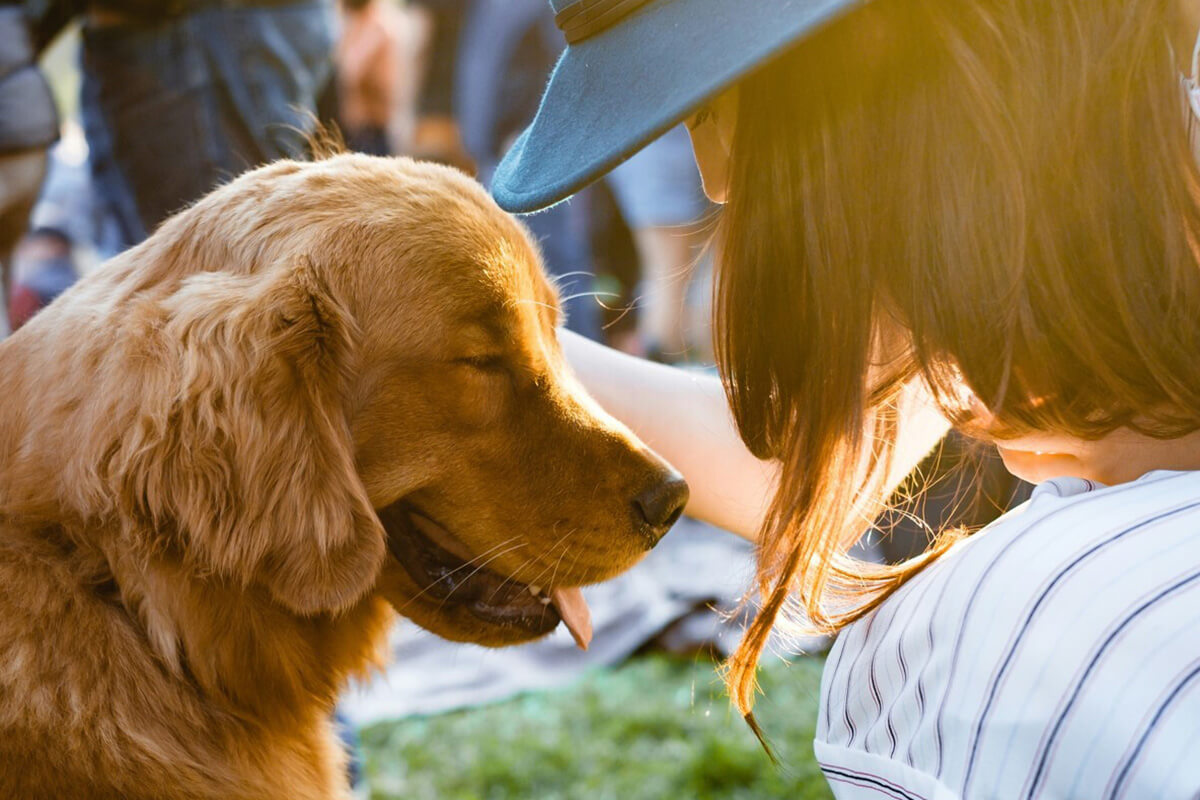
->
[[1, 0, 714, 362]]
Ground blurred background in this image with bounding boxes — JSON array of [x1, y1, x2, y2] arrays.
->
[[1, 2, 1025, 796]]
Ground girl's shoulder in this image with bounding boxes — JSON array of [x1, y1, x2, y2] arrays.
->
[[816, 470, 1200, 800], [916, 469, 1200, 615]]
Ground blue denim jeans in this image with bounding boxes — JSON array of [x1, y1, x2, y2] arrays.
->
[[460, 0, 601, 341], [80, 0, 336, 248]]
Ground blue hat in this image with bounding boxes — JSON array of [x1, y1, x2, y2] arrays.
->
[[492, 0, 866, 214]]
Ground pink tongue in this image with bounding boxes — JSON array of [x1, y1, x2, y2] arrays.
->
[[550, 587, 592, 651]]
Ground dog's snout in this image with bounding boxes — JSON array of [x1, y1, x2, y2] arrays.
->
[[632, 471, 689, 546]]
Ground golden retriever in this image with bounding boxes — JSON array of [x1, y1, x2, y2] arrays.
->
[[0, 154, 687, 799]]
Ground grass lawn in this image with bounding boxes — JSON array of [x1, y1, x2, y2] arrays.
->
[[360, 653, 834, 800]]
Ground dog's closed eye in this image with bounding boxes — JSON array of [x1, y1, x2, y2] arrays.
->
[[457, 354, 507, 372]]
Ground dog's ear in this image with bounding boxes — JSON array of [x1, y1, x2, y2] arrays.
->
[[116, 255, 384, 615]]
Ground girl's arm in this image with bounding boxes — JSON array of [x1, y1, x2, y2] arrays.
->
[[560, 330, 950, 540], [562, 330, 776, 539]]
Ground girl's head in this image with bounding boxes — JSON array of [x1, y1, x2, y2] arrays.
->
[[709, 0, 1200, 714]]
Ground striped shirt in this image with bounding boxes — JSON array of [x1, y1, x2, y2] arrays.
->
[[816, 470, 1200, 800]]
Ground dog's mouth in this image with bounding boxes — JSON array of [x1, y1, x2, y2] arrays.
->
[[375, 501, 593, 649]]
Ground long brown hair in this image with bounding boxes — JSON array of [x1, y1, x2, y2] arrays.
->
[[716, 0, 1200, 718]]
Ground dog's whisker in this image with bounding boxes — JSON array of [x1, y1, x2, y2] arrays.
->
[[425, 545, 530, 608], [545, 537, 573, 599], [508, 298, 559, 313], [452, 537, 524, 571], [537, 533, 579, 586], [483, 525, 572, 601], [509, 289, 621, 315], [545, 270, 596, 285], [565, 547, 585, 584], [482, 557, 544, 605], [397, 537, 526, 610], [486, 527, 579, 603], [433, 541, 532, 605], [556, 290, 622, 305], [520, 524, 578, 585], [599, 297, 642, 330], [431, 535, 522, 579]]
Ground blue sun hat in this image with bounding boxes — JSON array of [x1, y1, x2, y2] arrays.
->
[[492, 0, 868, 214]]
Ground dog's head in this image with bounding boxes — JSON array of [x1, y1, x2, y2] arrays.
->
[[74, 155, 685, 647]]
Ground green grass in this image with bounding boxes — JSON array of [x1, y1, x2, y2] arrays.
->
[[360, 653, 834, 800]]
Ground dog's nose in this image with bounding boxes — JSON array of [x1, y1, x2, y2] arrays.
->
[[633, 472, 689, 546]]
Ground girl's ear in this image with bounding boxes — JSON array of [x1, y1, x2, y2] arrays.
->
[[113, 255, 385, 615]]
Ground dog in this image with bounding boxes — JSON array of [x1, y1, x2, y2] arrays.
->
[[0, 154, 687, 799]]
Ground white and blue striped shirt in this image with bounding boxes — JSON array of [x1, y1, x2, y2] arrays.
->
[[816, 470, 1200, 800]]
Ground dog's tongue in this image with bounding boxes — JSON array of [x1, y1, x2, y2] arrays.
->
[[550, 587, 592, 651]]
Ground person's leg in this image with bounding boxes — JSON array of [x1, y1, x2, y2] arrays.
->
[[605, 125, 712, 362], [8, 227, 78, 332], [345, 124, 391, 156], [80, 16, 212, 245], [521, 196, 602, 342], [196, 0, 337, 168], [0, 149, 48, 337], [629, 224, 707, 361], [79, 1, 337, 247]]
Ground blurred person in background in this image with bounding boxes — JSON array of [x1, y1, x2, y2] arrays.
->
[[78, 0, 337, 249], [405, 0, 472, 172], [29, 122, 126, 262], [408, 0, 714, 347], [336, 0, 407, 156], [416, 0, 598, 339], [7, 225, 75, 331], [606, 125, 710, 364], [0, 0, 58, 336], [457, 0, 600, 340], [6, 123, 130, 329]]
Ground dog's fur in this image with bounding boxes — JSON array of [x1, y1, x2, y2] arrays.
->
[[0, 155, 678, 799]]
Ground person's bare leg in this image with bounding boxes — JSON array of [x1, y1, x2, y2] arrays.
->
[[0, 150, 49, 337], [633, 225, 707, 361]]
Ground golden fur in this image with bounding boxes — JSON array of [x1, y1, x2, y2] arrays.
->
[[0, 155, 679, 798]]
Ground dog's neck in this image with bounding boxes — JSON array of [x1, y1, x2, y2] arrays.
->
[[102, 541, 393, 726]]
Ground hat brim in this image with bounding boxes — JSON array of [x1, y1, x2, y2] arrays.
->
[[492, 0, 865, 214]]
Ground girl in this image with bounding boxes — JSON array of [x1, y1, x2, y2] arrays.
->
[[495, 0, 1200, 797]]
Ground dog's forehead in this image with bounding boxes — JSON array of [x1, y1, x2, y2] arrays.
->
[[251, 155, 562, 339], [467, 235, 561, 333]]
